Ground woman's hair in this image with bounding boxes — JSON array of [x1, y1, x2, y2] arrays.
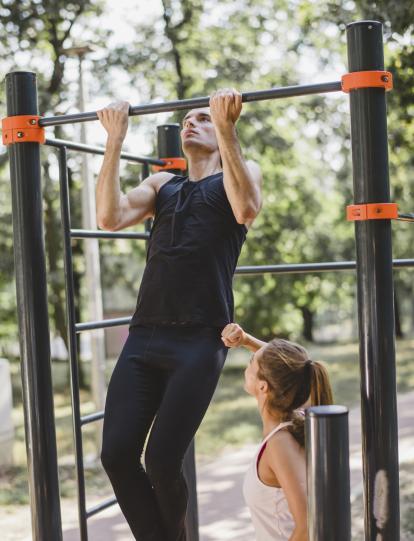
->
[[257, 338, 333, 447]]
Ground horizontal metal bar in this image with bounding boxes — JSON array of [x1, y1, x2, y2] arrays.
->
[[80, 411, 104, 426], [75, 316, 131, 332], [235, 259, 414, 275], [86, 497, 117, 519], [397, 213, 414, 223], [44, 138, 164, 165], [74, 259, 414, 331], [74, 259, 414, 333], [235, 261, 355, 275], [71, 229, 150, 240], [39, 81, 342, 127]]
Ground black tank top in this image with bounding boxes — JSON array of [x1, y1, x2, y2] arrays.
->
[[130, 172, 247, 328]]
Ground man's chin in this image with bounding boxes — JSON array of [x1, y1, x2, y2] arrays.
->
[[182, 138, 200, 148]]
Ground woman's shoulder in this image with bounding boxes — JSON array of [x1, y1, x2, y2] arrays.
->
[[266, 427, 303, 457], [264, 428, 305, 482]]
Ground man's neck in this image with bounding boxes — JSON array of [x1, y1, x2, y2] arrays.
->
[[187, 155, 222, 181]]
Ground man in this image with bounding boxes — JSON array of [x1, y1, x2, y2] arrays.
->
[[97, 88, 262, 541]]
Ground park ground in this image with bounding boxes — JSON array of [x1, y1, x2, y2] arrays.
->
[[1, 338, 414, 539]]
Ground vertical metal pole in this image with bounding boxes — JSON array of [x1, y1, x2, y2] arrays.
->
[[156, 124, 199, 541], [306, 406, 351, 541], [5, 71, 63, 541], [346, 21, 400, 540], [58, 147, 89, 541], [157, 123, 182, 159], [142, 161, 152, 243]]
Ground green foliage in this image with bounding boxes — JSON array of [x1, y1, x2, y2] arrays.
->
[[93, 0, 365, 339], [322, 0, 414, 333], [1, 0, 414, 347], [0, 1, 110, 353]]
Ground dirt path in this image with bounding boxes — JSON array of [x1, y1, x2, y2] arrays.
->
[[4, 391, 414, 540]]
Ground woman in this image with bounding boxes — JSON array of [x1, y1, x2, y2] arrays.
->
[[221, 323, 333, 541]]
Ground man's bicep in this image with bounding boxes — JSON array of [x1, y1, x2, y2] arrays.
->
[[126, 180, 157, 215], [244, 161, 263, 228], [115, 176, 160, 229]]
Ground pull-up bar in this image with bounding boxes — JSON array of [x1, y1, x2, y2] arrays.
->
[[29, 70, 390, 129], [3, 19, 400, 541], [38, 81, 343, 127], [3, 70, 391, 143]]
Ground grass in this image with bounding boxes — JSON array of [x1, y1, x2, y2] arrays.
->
[[2, 337, 414, 515], [401, 461, 414, 539]]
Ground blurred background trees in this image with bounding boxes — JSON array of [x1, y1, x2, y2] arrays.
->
[[1, 1, 414, 531], [1, 0, 413, 356]]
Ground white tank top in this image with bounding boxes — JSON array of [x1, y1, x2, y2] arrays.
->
[[243, 422, 296, 541]]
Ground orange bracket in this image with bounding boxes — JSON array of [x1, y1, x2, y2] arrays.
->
[[341, 71, 393, 93], [2, 115, 45, 145], [347, 203, 398, 221], [153, 157, 187, 172]]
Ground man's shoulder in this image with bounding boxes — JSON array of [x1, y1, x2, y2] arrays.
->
[[144, 171, 181, 193]]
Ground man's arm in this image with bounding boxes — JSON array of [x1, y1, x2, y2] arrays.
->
[[96, 169, 170, 231], [210, 89, 262, 225], [95, 101, 171, 231]]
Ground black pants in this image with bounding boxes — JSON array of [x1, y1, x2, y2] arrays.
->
[[101, 325, 228, 541]]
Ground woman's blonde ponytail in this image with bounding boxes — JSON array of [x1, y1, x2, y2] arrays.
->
[[309, 361, 333, 406]]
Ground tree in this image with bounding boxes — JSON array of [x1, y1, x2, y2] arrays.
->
[[88, 0, 359, 341], [322, 0, 414, 335], [0, 1, 110, 373]]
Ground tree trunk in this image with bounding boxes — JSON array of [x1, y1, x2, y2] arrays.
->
[[161, 0, 198, 103], [301, 306, 314, 342]]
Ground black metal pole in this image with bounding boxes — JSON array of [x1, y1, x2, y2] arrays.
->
[[156, 124, 199, 541], [58, 147, 88, 540], [346, 21, 400, 540], [45, 137, 164, 165], [306, 406, 351, 541], [5, 71, 63, 540], [141, 161, 152, 243], [235, 259, 414, 274], [70, 229, 149, 240], [38, 81, 342, 127]]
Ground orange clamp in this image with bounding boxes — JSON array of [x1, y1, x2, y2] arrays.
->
[[347, 203, 398, 221], [2, 115, 45, 145], [153, 157, 187, 172], [341, 71, 393, 93]]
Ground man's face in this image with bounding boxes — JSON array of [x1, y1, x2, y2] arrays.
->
[[180, 107, 218, 155]]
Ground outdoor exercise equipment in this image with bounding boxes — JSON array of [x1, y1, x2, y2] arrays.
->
[[2, 19, 410, 541]]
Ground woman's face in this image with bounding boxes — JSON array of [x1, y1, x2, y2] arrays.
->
[[244, 347, 265, 396]]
